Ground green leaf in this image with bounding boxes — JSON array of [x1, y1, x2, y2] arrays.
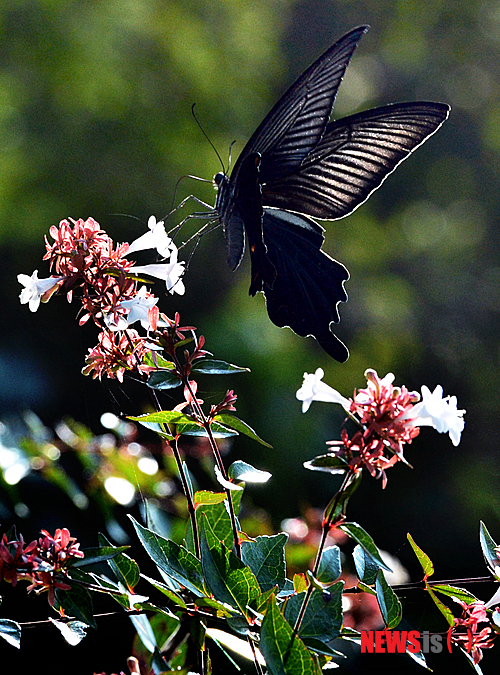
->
[[316, 546, 341, 585], [98, 534, 140, 591], [430, 583, 478, 604], [72, 543, 130, 568], [479, 521, 500, 577], [143, 353, 175, 369], [228, 460, 272, 483], [129, 516, 205, 596], [352, 544, 381, 585], [241, 534, 288, 592], [128, 411, 195, 426], [190, 489, 243, 550], [293, 574, 307, 593], [339, 522, 391, 572], [194, 491, 228, 506], [130, 612, 157, 652], [213, 415, 273, 448], [54, 583, 96, 629], [375, 570, 402, 629], [178, 420, 237, 438], [148, 370, 182, 389], [140, 574, 187, 609], [260, 595, 321, 675], [303, 453, 349, 473], [0, 619, 21, 649], [191, 359, 250, 375], [194, 596, 236, 617], [425, 584, 455, 627], [407, 533, 434, 578], [250, 587, 279, 614], [284, 583, 344, 642], [200, 515, 261, 620]]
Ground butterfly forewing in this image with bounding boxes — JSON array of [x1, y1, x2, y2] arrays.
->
[[261, 101, 450, 219], [239, 25, 369, 185]]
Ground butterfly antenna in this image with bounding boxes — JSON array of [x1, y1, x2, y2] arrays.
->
[[191, 103, 226, 174]]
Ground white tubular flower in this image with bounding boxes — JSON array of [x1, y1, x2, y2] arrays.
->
[[118, 286, 159, 328], [412, 384, 465, 446], [18, 271, 63, 312], [130, 245, 185, 296], [296, 368, 351, 413], [127, 216, 174, 258]]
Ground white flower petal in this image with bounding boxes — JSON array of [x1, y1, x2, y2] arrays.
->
[[296, 368, 350, 413], [18, 271, 62, 312]]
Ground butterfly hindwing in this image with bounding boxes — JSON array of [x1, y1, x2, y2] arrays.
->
[[262, 101, 450, 219], [258, 208, 349, 362]]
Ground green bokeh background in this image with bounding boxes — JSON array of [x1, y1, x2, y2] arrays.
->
[[2, 0, 500, 672]]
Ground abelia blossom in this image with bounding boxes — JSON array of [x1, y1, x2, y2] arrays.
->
[[296, 368, 350, 413], [130, 245, 185, 295], [127, 216, 174, 257], [105, 286, 159, 331], [410, 384, 465, 446], [83, 329, 153, 382], [0, 528, 84, 608], [18, 271, 63, 312]]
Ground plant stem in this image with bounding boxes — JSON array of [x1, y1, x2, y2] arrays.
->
[[292, 470, 355, 638], [149, 387, 200, 559], [178, 367, 241, 559]]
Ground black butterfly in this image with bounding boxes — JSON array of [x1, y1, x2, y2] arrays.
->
[[214, 25, 450, 362]]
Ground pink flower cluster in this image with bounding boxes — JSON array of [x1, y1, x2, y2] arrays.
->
[[0, 528, 84, 607], [448, 600, 496, 665], [44, 217, 136, 326]]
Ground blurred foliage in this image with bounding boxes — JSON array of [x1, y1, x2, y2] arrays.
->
[[2, 1, 500, 671]]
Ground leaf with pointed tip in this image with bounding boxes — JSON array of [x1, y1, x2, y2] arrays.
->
[[425, 584, 455, 627], [200, 515, 260, 620], [129, 516, 205, 596], [480, 521, 500, 577], [241, 533, 288, 592], [375, 570, 402, 629], [0, 619, 21, 649], [260, 595, 321, 675], [407, 533, 434, 578], [191, 359, 250, 375], [284, 583, 344, 642], [213, 415, 272, 448], [339, 522, 391, 571], [430, 584, 477, 604]]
